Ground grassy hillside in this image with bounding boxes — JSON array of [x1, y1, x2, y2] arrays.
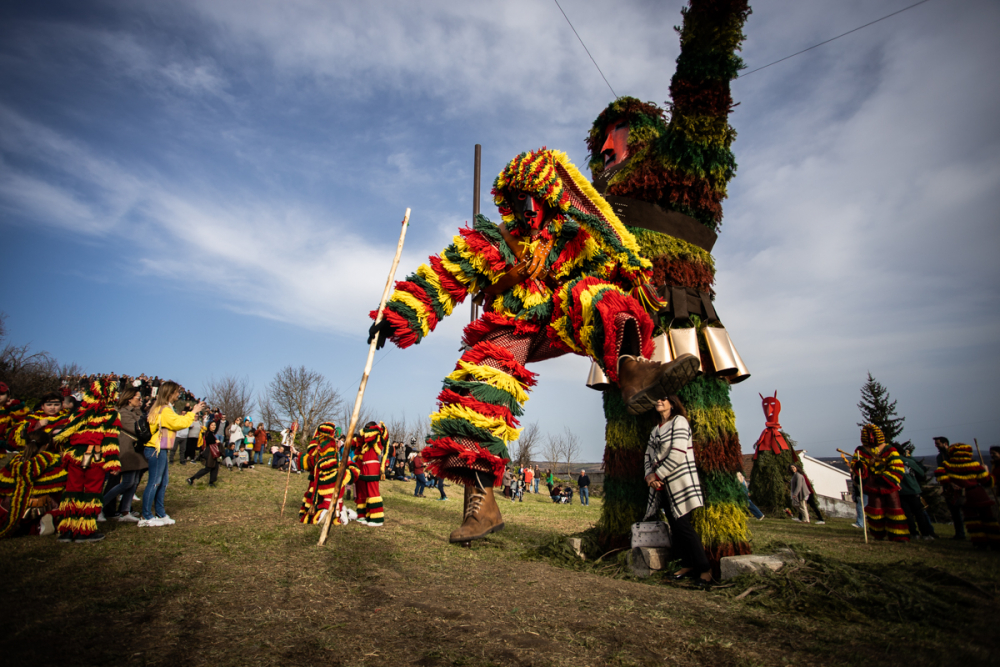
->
[[0, 464, 997, 666]]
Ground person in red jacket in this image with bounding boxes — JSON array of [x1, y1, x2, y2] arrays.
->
[[412, 451, 426, 498]]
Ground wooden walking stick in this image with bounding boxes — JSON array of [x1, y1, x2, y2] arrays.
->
[[279, 421, 299, 517], [974, 438, 986, 467], [318, 208, 411, 546]]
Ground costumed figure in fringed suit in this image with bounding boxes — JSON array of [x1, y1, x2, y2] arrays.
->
[[297, 422, 357, 525], [747, 392, 798, 515], [52, 379, 122, 542], [355, 421, 389, 526], [936, 443, 1000, 549], [0, 429, 67, 538], [0, 382, 31, 450], [370, 148, 702, 544], [585, 0, 754, 564], [7, 392, 74, 452], [852, 424, 908, 542]]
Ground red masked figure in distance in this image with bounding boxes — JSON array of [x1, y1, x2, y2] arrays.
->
[[369, 148, 700, 544]]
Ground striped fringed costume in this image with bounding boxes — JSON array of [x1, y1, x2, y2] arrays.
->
[[377, 148, 659, 487], [0, 399, 31, 450], [7, 408, 74, 452], [53, 380, 121, 541], [852, 425, 908, 542], [587, 0, 754, 564], [297, 423, 356, 525], [936, 444, 999, 549], [355, 422, 389, 526], [0, 450, 67, 538]]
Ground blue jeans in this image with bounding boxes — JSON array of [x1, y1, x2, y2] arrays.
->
[[533, 479, 539, 494], [103, 470, 140, 516], [142, 447, 169, 519], [746, 496, 764, 519], [254, 450, 264, 464], [855, 493, 869, 526], [580, 487, 589, 505], [414, 474, 427, 496]]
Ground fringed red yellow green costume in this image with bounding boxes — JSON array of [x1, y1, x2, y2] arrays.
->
[[297, 422, 356, 525], [51, 380, 121, 540], [7, 408, 74, 452], [0, 450, 67, 538], [852, 424, 908, 542], [0, 399, 30, 450], [589, 0, 753, 566], [378, 148, 659, 486], [356, 422, 389, 526], [936, 443, 999, 548]]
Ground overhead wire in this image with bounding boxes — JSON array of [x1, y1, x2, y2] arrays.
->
[[737, 0, 934, 79], [553, 0, 618, 99]]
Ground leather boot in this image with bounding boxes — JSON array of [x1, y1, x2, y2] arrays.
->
[[619, 353, 700, 415], [449, 481, 504, 543]]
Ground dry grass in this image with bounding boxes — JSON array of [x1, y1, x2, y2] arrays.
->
[[1, 463, 998, 667]]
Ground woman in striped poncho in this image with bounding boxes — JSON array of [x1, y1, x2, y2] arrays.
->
[[644, 395, 711, 586]]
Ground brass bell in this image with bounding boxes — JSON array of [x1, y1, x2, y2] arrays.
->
[[703, 326, 738, 376], [668, 327, 702, 373], [585, 361, 611, 391], [702, 326, 750, 383], [650, 333, 673, 363]]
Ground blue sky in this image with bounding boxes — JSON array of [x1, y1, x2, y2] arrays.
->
[[2, 0, 998, 461]]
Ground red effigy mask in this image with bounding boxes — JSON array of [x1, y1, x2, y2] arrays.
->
[[760, 391, 781, 425], [507, 189, 550, 232], [601, 120, 629, 168]]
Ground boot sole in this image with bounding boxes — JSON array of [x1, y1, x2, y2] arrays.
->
[[625, 356, 700, 415], [448, 521, 505, 543]]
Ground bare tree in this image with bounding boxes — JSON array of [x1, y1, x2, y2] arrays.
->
[[336, 401, 375, 439], [405, 413, 432, 449], [266, 366, 343, 447], [510, 421, 540, 470], [561, 427, 581, 477], [204, 374, 255, 422], [385, 413, 408, 444], [0, 340, 61, 402], [542, 431, 562, 477]]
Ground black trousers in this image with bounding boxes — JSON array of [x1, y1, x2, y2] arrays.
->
[[191, 465, 218, 485], [900, 494, 937, 537], [806, 493, 825, 521], [662, 489, 710, 574], [947, 500, 966, 537]]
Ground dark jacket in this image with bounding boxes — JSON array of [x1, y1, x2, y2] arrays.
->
[[117, 406, 149, 472], [578, 473, 590, 489], [899, 455, 926, 496], [201, 431, 220, 469]]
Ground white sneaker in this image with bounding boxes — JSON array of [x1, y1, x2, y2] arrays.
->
[[816, 520, 826, 525], [138, 517, 165, 527], [97, 512, 107, 523], [133, 494, 142, 502], [791, 518, 801, 522], [157, 515, 176, 525], [317, 509, 328, 525], [117, 513, 140, 523]]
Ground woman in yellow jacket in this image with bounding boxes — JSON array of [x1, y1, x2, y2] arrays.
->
[[140, 381, 205, 527]]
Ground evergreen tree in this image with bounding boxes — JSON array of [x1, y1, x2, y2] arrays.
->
[[857, 372, 905, 444]]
